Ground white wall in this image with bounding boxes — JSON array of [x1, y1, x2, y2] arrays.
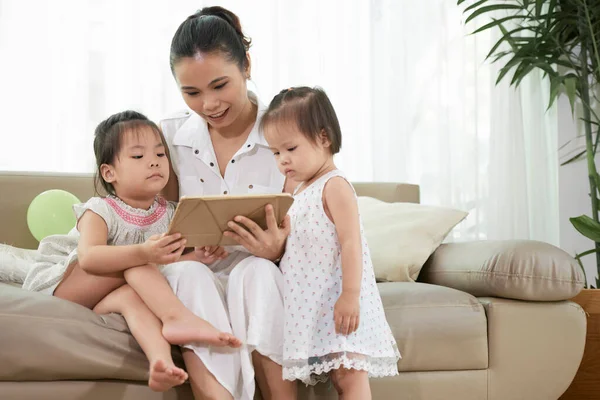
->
[[558, 96, 599, 286]]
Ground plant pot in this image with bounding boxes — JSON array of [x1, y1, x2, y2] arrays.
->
[[560, 289, 600, 399]]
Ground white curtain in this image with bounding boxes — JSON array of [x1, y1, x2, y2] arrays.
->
[[0, 0, 559, 245]]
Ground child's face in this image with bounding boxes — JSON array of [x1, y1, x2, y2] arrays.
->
[[103, 127, 169, 200], [174, 52, 250, 130], [265, 123, 331, 182]]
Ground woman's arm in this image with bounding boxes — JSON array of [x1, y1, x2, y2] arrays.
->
[[77, 211, 186, 274], [223, 205, 290, 261], [223, 175, 293, 261], [162, 161, 180, 202], [179, 245, 229, 264]]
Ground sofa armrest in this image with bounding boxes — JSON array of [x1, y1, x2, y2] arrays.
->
[[480, 297, 585, 400], [418, 240, 585, 301]]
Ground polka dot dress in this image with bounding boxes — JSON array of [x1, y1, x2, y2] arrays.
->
[[280, 170, 400, 385]]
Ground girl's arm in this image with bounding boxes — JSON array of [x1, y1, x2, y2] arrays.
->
[[323, 177, 363, 295], [323, 176, 363, 336], [77, 211, 185, 274]]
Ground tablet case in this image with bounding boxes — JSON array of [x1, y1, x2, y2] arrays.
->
[[167, 194, 294, 247]]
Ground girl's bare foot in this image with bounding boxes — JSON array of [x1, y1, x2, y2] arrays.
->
[[162, 315, 242, 348], [148, 359, 188, 392]]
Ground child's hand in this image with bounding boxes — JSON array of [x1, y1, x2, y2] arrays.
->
[[194, 246, 229, 265], [334, 291, 360, 336], [142, 233, 186, 265]]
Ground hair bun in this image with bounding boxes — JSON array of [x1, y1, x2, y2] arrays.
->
[[196, 6, 251, 51]]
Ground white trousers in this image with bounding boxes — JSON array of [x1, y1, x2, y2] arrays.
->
[[161, 253, 285, 400]]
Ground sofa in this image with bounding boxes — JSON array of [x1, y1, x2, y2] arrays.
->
[[0, 171, 587, 400]]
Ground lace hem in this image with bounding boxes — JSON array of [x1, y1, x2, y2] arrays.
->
[[282, 351, 400, 386]]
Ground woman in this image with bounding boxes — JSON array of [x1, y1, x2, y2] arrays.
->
[[160, 6, 297, 400]]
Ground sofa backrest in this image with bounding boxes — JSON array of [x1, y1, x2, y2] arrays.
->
[[0, 171, 419, 249]]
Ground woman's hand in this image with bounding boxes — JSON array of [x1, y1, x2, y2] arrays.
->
[[334, 291, 360, 336], [223, 204, 290, 261], [194, 245, 229, 264], [142, 233, 186, 265]]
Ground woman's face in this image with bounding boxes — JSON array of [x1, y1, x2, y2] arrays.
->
[[174, 52, 250, 129]]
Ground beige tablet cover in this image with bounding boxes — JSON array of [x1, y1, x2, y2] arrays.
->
[[167, 194, 294, 247]]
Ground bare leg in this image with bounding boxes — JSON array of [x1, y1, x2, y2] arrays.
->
[[94, 284, 188, 392], [182, 349, 233, 400], [330, 368, 371, 400], [252, 352, 297, 400], [124, 264, 241, 348], [54, 261, 125, 309]]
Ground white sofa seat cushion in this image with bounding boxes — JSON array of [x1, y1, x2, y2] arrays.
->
[[379, 282, 488, 372]]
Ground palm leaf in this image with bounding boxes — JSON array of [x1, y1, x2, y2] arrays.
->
[[459, 0, 600, 282], [535, 0, 544, 17], [472, 15, 534, 35], [486, 26, 532, 59], [565, 75, 579, 112], [571, 215, 600, 243], [561, 149, 587, 166], [465, 4, 526, 25], [464, 0, 489, 14]]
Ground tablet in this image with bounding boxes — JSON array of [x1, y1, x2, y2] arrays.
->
[[167, 193, 294, 247]]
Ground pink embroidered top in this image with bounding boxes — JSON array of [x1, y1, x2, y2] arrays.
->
[[22, 195, 177, 294], [95, 195, 175, 242]]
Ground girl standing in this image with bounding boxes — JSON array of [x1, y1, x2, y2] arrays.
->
[[261, 87, 401, 399]]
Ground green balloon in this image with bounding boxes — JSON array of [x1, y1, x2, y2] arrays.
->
[[27, 190, 81, 242]]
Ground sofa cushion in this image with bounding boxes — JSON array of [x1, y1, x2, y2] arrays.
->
[[379, 282, 488, 371], [358, 197, 468, 282], [419, 240, 585, 301], [0, 381, 193, 400], [0, 281, 488, 381], [0, 283, 184, 381]]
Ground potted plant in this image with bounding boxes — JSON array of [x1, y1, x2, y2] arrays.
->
[[456, 1, 600, 398]]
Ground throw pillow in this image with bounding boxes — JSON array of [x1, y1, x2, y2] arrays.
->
[[358, 197, 468, 282]]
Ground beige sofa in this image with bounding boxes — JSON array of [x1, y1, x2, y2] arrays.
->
[[0, 172, 587, 400]]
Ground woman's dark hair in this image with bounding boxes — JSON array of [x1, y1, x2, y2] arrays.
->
[[93, 110, 166, 196], [260, 87, 342, 154], [170, 6, 251, 73]]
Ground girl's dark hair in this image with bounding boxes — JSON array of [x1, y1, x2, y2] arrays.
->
[[93, 110, 166, 196], [170, 6, 251, 73], [260, 87, 342, 154]]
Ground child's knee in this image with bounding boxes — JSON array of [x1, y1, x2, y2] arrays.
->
[[93, 284, 140, 314], [330, 368, 367, 392], [116, 285, 145, 309]]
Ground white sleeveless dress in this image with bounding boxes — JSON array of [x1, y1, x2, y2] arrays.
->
[[280, 170, 400, 385]]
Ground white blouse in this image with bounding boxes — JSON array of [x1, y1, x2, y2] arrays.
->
[[160, 91, 285, 198]]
